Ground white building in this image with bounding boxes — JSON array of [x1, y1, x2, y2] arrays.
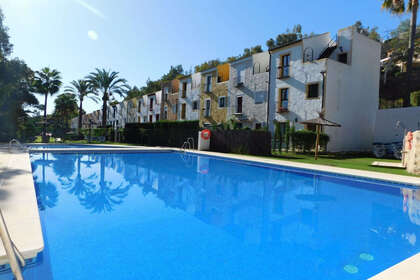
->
[[268, 26, 381, 152], [136, 90, 162, 123], [228, 52, 270, 129], [178, 73, 201, 121]]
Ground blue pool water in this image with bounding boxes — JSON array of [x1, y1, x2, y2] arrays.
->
[[3, 152, 420, 279]]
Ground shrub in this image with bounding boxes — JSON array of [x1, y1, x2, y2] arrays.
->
[[410, 90, 420, 107], [124, 120, 199, 147], [291, 129, 330, 152]]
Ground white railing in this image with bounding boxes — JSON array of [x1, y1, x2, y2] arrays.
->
[[0, 209, 25, 280], [8, 140, 27, 152]]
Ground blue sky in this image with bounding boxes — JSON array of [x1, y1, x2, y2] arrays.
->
[[0, 0, 414, 114]]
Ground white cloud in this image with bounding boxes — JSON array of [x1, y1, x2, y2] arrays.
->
[[75, 0, 106, 19], [87, 30, 99, 40]]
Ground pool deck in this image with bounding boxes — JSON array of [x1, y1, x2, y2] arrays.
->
[[0, 146, 43, 265], [1, 144, 419, 278]]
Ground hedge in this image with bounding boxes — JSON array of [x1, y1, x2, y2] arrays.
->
[[124, 120, 199, 147], [210, 129, 271, 156], [411, 90, 420, 107], [291, 129, 330, 152]]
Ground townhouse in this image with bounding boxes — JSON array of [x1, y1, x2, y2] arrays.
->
[[136, 91, 162, 123], [200, 63, 230, 127], [268, 26, 380, 151], [227, 52, 270, 129], [178, 73, 201, 121], [73, 25, 381, 152], [161, 79, 179, 121]]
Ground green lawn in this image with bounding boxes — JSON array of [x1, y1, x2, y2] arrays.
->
[[265, 152, 418, 177]]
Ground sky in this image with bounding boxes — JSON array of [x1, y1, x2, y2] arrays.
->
[[0, 0, 414, 114]]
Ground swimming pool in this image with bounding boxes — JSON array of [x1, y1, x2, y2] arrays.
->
[[5, 151, 420, 279], [27, 144, 132, 149]]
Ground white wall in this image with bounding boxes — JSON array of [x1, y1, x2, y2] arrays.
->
[[268, 43, 326, 132], [374, 107, 420, 143], [325, 28, 381, 151]]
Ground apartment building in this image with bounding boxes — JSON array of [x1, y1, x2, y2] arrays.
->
[[268, 26, 380, 151], [200, 63, 230, 127], [227, 52, 270, 129], [178, 73, 201, 121], [72, 25, 382, 152], [161, 79, 179, 121], [136, 91, 162, 123]]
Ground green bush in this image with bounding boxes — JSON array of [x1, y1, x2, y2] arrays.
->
[[291, 129, 330, 152], [124, 120, 199, 147], [411, 90, 420, 107]]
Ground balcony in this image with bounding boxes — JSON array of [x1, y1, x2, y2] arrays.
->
[[277, 107, 289, 113]]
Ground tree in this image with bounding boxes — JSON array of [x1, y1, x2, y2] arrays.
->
[[124, 86, 142, 100], [87, 68, 129, 128], [0, 8, 12, 61], [354, 21, 382, 42], [194, 59, 221, 73], [161, 65, 184, 81], [382, 0, 418, 75], [65, 79, 99, 134], [51, 93, 78, 136], [266, 24, 309, 49], [32, 67, 62, 141], [0, 58, 38, 141]]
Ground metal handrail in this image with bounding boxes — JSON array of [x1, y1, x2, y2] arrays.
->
[[8, 139, 27, 152], [0, 209, 24, 280], [186, 137, 195, 150]]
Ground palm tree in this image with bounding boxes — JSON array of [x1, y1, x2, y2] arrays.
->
[[86, 68, 128, 128], [382, 0, 418, 75], [65, 79, 99, 134], [33, 67, 62, 141]]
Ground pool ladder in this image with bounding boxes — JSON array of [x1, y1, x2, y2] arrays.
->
[[180, 137, 195, 152], [8, 139, 27, 152], [0, 209, 25, 280]]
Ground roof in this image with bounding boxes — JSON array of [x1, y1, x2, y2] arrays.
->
[[299, 117, 341, 127], [269, 39, 303, 53]]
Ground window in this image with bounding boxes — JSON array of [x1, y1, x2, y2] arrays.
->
[[143, 116, 147, 123], [182, 82, 187, 98], [218, 96, 226, 108], [255, 92, 264, 104], [306, 83, 319, 99], [204, 99, 211, 117], [278, 54, 290, 78], [149, 98, 153, 111], [278, 88, 288, 112], [239, 70, 245, 83], [255, 123, 262, 130], [138, 100, 141, 112], [338, 53, 348, 64], [138, 117, 141, 123], [192, 100, 198, 110], [156, 114, 160, 121], [236, 96, 243, 113], [181, 103, 186, 119], [205, 75, 212, 92], [164, 93, 168, 102], [149, 115, 153, 122], [164, 106, 168, 119], [113, 106, 116, 118]]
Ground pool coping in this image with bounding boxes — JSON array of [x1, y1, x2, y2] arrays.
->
[[0, 148, 44, 266]]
